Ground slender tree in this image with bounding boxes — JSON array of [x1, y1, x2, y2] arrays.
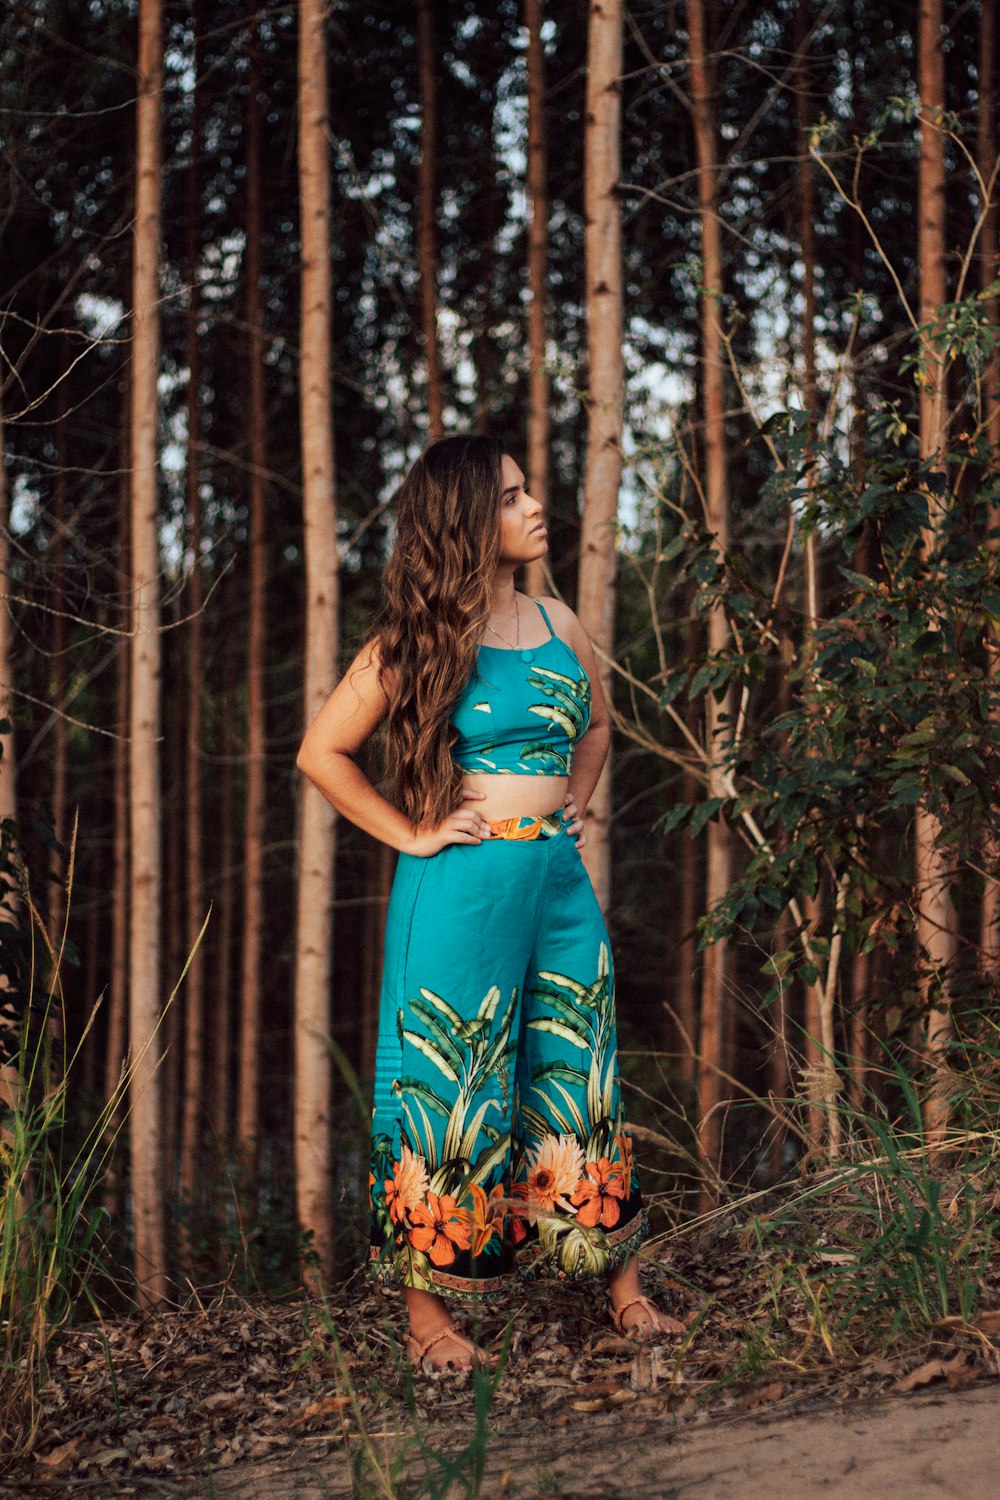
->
[[210, 602, 237, 1163], [915, 0, 956, 1148], [794, 2, 833, 1155], [103, 447, 129, 1223], [577, 0, 623, 914], [847, 20, 873, 1106], [128, 0, 168, 1302], [978, 0, 1000, 978], [673, 604, 700, 1092], [294, 0, 338, 1284], [237, 16, 269, 1189], [523, 0, 552, 600], [48, 371, 68, 953], [180, 2, 207, 1242], [688, 0, 732, 1203], [0, 406, 21, 1117], [416, 0, 443, 440]]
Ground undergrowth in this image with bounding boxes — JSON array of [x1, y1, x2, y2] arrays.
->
[[0, 818, 200, 1462]]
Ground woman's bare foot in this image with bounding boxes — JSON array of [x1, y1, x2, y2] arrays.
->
[[403, 1287, 494, 1371], [606, 1256, 685, 1340]]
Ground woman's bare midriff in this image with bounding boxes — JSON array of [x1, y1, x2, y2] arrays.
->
[[460, 772, 568, 822]]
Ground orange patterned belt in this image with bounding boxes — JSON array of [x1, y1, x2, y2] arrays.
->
[[485, 814, 563, 841]]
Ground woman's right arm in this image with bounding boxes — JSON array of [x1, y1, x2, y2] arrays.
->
[[295, 640, 492, 856]]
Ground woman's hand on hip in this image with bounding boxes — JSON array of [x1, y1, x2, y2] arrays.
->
[[563, 793, 586, 849], [407, 790, 493, 858]]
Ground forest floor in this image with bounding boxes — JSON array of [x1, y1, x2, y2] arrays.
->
[[5, 1182, 1000, 1499]]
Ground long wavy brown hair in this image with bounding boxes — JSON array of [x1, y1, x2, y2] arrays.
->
[[370, 434, 505, 827]]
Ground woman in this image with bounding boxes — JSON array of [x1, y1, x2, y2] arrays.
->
[[297, 434, 683, 1370]]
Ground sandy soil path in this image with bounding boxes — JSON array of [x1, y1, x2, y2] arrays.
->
[[208, 1383, 1000, 1499]]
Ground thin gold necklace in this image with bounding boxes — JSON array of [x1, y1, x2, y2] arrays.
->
[[484, 594, 520, 649]]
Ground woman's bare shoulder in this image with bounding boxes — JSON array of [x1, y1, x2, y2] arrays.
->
[[532, 595, 588, 645]]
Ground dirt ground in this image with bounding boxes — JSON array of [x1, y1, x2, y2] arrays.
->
[[6, 1206, 1000, 1499], [202, 1383, 1000, 1499]]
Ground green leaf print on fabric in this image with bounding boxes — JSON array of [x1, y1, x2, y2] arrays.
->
[[401, 1028, 460, 1084], [519, 741, 570, 773], [517, 666, 591, 771], [525, 664, 590, 733], [397, 981, 519, 1203], [511, 944, 638, 1277]]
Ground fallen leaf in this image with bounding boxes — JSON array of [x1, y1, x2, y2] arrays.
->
[[290, 1394, 352, 1427], [570, 1390, 634, 1413], [893, 1353, 978, 1394], [202, 1390, 240, 1412], [92, 1447, 131, 1467], [749, 1381, 785, 1407], [134, 1444, 177, 1472], [38, 1438, 81, 1468], [631, 1350, 655, 1392], [932, 1311, 1000, 1337], [590, 1334, 637, 1356]]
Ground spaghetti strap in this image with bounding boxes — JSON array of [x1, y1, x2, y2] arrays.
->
[[532, 598, 555, 640]]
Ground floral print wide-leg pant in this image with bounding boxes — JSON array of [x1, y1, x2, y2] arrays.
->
[[367, 813, 649, 1300]]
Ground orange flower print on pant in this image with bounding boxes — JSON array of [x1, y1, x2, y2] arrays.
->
[[407, 1192, 472, 1267], [469, 1182, 507, 1256], [616, 1131, 635, 1192], [571, 1157, 627, 1229], [515, 1133, 585, 1224], [385, 1145, 429, 1226]]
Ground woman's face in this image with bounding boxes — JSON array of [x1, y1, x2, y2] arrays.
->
[[498, 454, 547, 565]]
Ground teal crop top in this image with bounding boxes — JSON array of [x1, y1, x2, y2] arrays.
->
[[449, 600, 592, 776]]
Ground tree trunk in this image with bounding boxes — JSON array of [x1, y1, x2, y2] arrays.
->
[[978, 0, 1000, 978], [0, 407, 21, 1119], [128, 0, 168, 1303], [672, 607, 700, 1094], [237, 14, 269, 1192], [49, 369, 69, 954], [688, 0, 732, 1205], [473, 180, 501, 436], [211, 607, 237, 1172], [523, 0, 551, 601], [916, 0, 956, 1150], [794, 4, 837, 1157], [160, 622, 184, 1237], [767, 625, 793, 1181], [416, 0, 443, 440], [103, 422, 130, 1223], [295, 0, 338, 1285], [577, 0, 623, 915], [847, 52, 873, 1103], [180, 6, 206, 1247]]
